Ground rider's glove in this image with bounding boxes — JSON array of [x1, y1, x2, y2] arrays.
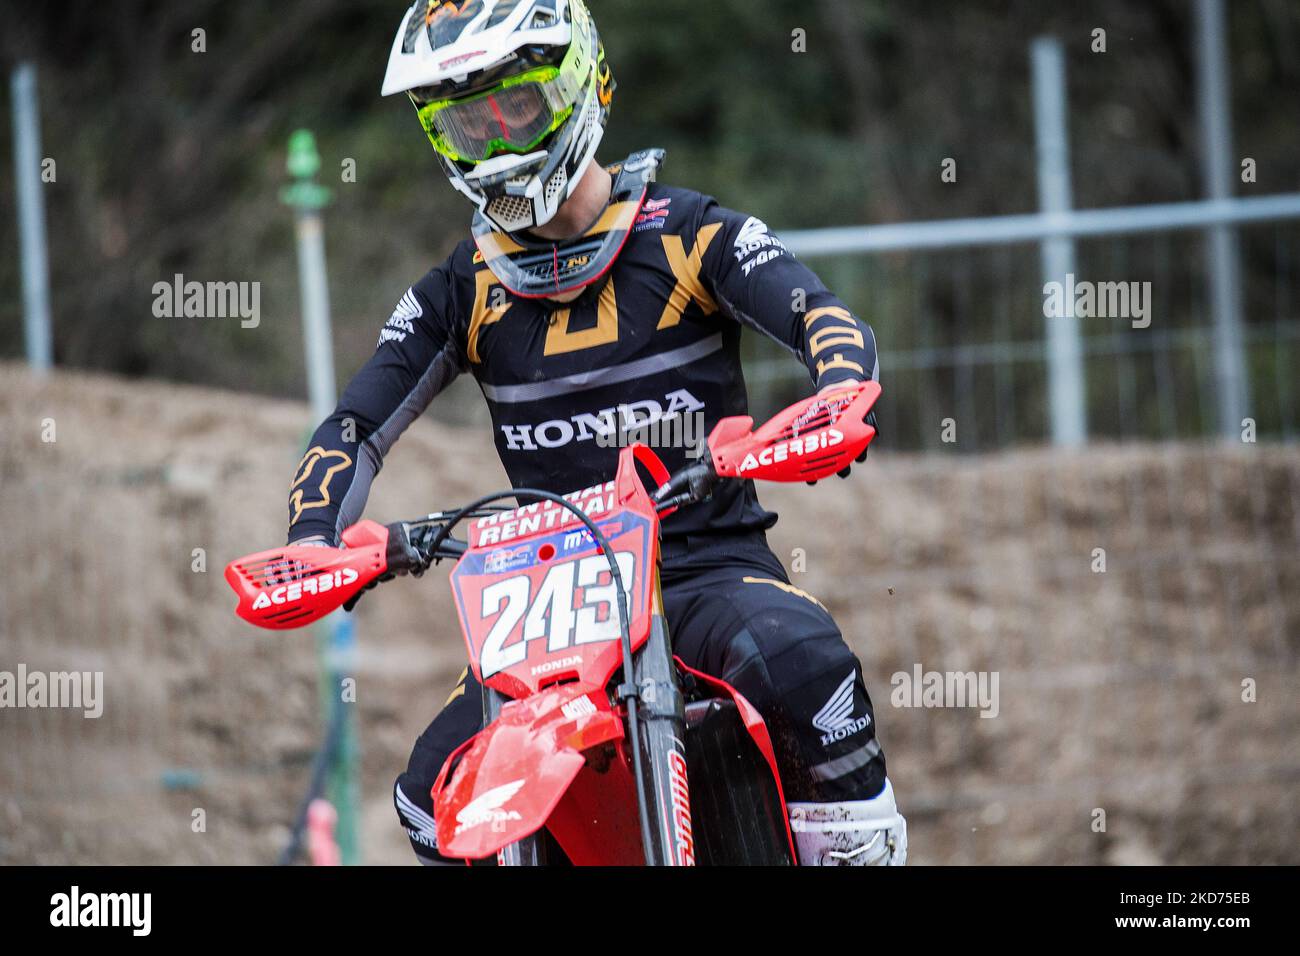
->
[[266, 535, 331, 585], [342, 521, 424, 613], [806, 383, 875, 485], [385, 521, 425, 576], [653, 458, 718, 510]]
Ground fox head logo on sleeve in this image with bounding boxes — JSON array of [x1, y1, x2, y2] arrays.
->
[[289, 447, 354, 525]]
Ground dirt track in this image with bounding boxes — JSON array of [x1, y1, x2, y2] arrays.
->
[[1, 364, 1297, 864]]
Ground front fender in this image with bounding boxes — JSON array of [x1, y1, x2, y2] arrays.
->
[[432, 682, 624, 860]]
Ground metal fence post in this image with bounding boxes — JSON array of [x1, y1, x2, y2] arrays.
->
[[10, 63, 53, 375], [1195, 0, 1250, 439], [282, 130, 337, 421], [280, 130, 360, 865], [1032, 36, 1086, 447]]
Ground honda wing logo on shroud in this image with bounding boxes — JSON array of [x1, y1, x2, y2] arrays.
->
[[812, 671, 871, 745]]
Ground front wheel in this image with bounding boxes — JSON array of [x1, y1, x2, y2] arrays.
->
[[481, 684, 548, 866], [496, 835, 546, 866]]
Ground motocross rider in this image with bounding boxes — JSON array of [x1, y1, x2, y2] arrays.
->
[[288, 0, 906, 865]]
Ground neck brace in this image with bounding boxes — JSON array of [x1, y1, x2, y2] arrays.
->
[[471, 148, 664, 299]]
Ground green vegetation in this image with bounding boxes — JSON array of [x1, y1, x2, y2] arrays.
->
[[1, 1, 1297, 437]]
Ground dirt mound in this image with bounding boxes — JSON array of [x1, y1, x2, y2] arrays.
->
[[1, 364, 1296, 864]]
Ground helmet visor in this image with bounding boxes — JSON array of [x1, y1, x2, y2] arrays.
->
[[413, 66, 577, 163]]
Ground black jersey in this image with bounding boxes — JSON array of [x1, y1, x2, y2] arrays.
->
[[287, 154, 879, 545]]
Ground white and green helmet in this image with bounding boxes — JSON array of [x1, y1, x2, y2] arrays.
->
[[382, 0, 615, 233]]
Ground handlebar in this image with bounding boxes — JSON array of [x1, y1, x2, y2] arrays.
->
[[236, 382, 879, 623], [650, 457, 720, 512], [353, 457, 719, 615], [389, 456, 722, 576], [385, 380, 881, 578]]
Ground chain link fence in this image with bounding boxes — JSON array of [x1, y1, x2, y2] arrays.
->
[[745, 221, 1300, 449]]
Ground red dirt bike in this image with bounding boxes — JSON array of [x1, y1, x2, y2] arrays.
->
[[226, 381, 881, 865]]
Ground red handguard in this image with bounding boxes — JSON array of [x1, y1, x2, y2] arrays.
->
[[709, 381, 881, 484], [224, 520, 390, 630]]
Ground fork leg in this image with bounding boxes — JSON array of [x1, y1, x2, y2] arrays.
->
[[481, 685, 547, 867], [631, 612, 692, 865]]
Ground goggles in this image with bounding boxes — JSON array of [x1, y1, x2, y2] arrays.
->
[[412, 60, 587, 164]]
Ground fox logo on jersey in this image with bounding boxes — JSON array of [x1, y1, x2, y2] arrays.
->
[[289, 447, 354, 526]]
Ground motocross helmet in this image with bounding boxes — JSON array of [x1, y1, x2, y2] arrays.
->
[[382, 0, 615, 234]]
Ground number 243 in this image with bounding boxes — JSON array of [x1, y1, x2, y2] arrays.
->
[[479, 552, 635, 677]]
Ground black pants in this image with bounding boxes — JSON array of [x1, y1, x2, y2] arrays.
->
[[394, 531, 887, 863]]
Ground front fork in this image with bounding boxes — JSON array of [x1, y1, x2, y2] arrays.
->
[[630, 576, 694, 865], [482, 687, 546, 866], [484, 572, 693, 866]]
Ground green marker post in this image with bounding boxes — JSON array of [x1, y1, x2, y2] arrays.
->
[[281, 130, 360, 865]]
